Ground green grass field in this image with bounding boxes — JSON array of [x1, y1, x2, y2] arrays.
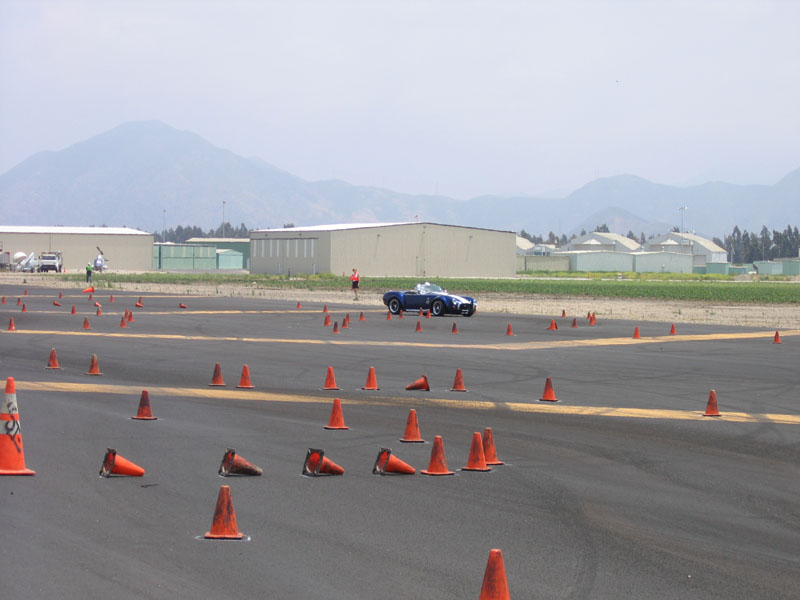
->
[[53, 272, 799, 304]]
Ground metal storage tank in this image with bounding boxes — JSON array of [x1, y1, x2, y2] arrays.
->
[[249, 222, 516, 277]]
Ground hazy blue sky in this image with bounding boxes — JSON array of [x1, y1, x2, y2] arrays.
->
[[1, 0, 798, 199]]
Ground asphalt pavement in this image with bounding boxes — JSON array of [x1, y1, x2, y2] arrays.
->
[[1, 284, 798, 599]]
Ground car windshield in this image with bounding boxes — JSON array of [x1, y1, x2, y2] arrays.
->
[[417, 282, 444, 294]]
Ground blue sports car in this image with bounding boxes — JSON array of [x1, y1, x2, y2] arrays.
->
[[383, 282, 477, 317]]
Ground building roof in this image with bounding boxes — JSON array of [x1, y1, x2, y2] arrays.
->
[[570, 231, 641, 250], [185, 237, 250, 243], [649, 232, 725, 253], [516, 236, 535, 251], [0, 226, 150, 236], [252, 222, 514, 234]]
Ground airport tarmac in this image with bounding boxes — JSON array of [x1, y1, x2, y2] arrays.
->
[[1, 285, 799, 599]]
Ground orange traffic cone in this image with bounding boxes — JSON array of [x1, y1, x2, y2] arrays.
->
[[95, 307, 101, 316], [109, 295, 114, 303], [421, 435, 454, 476], [126, 310, 134, 323], [462, 432, 491, 472], [23, 288, 27, 296], [179, 303, 188, 309], [322, 366, 340, 390], [373, 448, 416, 475], [219, 448, 263, 476], [86, 354, 103, 375], [547, 319, 558, 330], [773, 331, 781, 344], [539, 377, 558, 402], [589, 314, 596, 326], [119, 315, 127, 327], [71, 305, 77, 315], [561, 309, 566, 318], [669, 323, 677, 335], [82, 317, 91, 329], [362, 366, 379, 390], [1, 296, 4, 304], [209, 363, 225, 386], [571, 317, 578, 328], [135, 299, 143, 308], [236, 365, 255, 389], [88, 293, 93, 301], [21, 304, 27, 313], [400, 409, 425, 443], [451, 322, 459, 334], [99, 448, 145, 477], [398, 310, 404, 319], [82, 286, 94, 294], [45, 348, 62, 370], [405, 375, 430, 391], [7, 318, 15, 331], [58, 291, 62, 298], [344, 313, 350, 324], [386, 311, 392, 320], [415, 320, 423, 332], [302, 448, 344, 476], [341, 317, 349, 329], [505, 323, 514, 336], [332, 320, 340, 333], [359, 311, 365, 321], [131, 390, 157, 420], [324, 398, 349, 430], [16, 297, 21, 306], [323, 304, 328, 313], [633, 326, 641, 339], [482, 428, 504, 466], [479, 549, 510, 600], [53, 300, 61, 307], [0, 378, 35, 475], [323, 313, 332, 327], [703, 389, 720, 417], [450, 368, 468, 392], [204, 485, 244, 539], [296, 301, 302, 309]]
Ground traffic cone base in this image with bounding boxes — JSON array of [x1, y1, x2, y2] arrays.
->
[[450, 368, 468, 392], [362, 366, 379, 390], [0, 378, 35, 475], [219, 448, 263, 476], [703, 389, 720, 417], [324, 398, 349, 430], [420, 435, 454, 476], [209, 363, 225, 386], [479, 549, 510, 600], [131, 390, 157, 420], [539, 377, 558, 402], [204, 485, 244, 539], [302, 448, 344, 476], [462, 432, 491, 471], [99, 448, 145, 477], [373, 448, 416, 475], [45, 348, 62, 370], [400, 409, 425, 443], [405, 375, 430, 391], [86, 354, 103, 375], [236, 365, 255, 389], [482, 428, 504, 466]]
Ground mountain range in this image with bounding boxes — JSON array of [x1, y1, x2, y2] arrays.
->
[[0, 120, 797, 239]]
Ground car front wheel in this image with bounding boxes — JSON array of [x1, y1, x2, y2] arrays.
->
[[388, 297, 402, 314], [431, 300, 445, 316]]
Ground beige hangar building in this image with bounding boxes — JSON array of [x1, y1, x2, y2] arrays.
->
[[249, 222, 517, 277], [0, 226, 154, 272]]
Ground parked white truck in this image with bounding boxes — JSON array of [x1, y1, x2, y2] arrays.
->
[[38, 251, 63, 272]]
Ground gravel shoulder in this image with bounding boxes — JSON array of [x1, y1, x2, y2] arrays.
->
[[4, 274, 798, 328]]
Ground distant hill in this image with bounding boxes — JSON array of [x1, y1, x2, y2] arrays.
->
[[0, 120, 797, 237]]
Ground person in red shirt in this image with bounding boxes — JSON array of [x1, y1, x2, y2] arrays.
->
[[350, 268, 360, 300]]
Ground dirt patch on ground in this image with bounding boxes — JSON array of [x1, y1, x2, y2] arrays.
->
[[4, 274, 798, 329]]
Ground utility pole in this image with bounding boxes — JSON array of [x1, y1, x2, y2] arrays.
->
[[222, 201, 226, 238], [162, 209, 166, 242]]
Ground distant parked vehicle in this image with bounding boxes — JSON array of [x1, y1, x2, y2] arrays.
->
[[38, 251, 63, 272], [383, 282, 477, 317]]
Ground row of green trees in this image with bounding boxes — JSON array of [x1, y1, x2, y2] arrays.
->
[[713, 225, 800, 263], [154, 222, 250, 243]]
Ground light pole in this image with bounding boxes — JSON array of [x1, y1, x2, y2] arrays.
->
[[162, 209, 166, 242], [222, 201, 226, 238], [678, 206, 688, 233]]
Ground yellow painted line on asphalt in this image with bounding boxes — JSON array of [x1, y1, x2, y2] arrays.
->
[[15, 381, 800, 425], [3, 328, 800, 351]]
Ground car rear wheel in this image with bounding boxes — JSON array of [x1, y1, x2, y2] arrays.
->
[[388, 298, 402, 314], [431, 300, 445, 317]]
